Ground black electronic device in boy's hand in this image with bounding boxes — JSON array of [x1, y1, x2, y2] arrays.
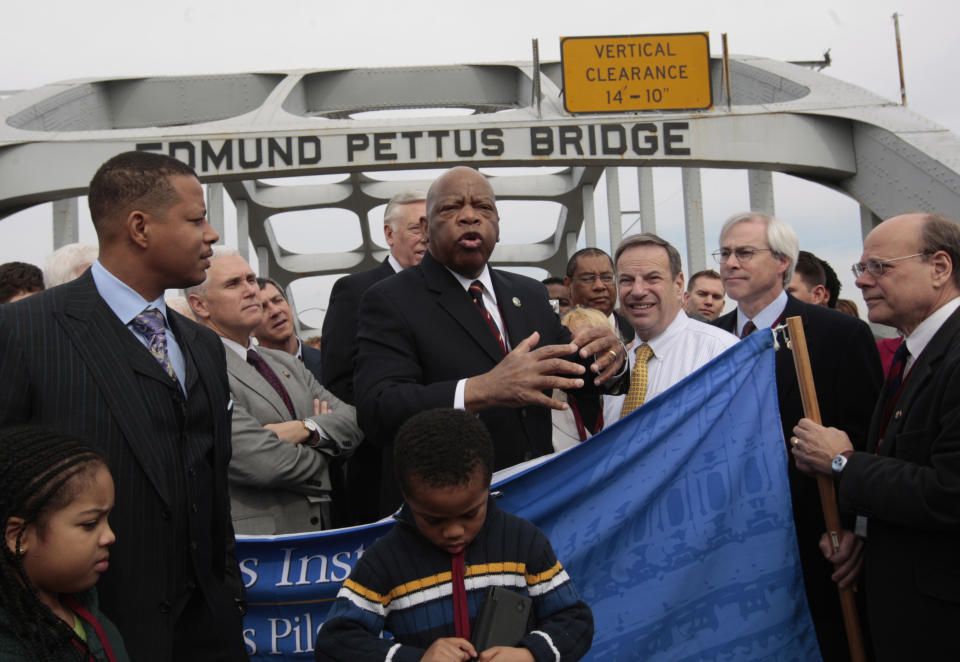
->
[[471, 586, 533, 651]]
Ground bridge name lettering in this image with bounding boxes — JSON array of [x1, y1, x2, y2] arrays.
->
[[136, 121, 690, 174]]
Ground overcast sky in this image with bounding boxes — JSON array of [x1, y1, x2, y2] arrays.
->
[[2, 0, 957, 330]]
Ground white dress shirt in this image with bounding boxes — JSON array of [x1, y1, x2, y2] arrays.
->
[[447, 265, 507, 410], [221, 335, 251, 359], [736, 290, 788, 337], [604, 310, 738, 422], [901, 296, 960, 374], [387, 254, 403, 274]]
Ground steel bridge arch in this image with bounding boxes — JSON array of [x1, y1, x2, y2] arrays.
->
[[1, 53, 958, 299]]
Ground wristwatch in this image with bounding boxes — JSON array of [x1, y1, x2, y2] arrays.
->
[[302, 419, 320, 447], [831, 451, 853, 476]]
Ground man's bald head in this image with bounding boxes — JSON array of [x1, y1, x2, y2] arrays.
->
[[856, 212, 960, 334], [425, 167, 500, 278], [425, 167, 496, 217]]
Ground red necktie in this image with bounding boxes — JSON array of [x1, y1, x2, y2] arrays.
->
[[468, 281, 506, 355], [246, 348, 297, 419], [878, 341, 910, 441], [451, 550, 470, 640], [740, 320, 757, 339]]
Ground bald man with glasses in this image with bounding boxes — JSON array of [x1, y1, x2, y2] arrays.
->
[[792, 213, 960, 661]]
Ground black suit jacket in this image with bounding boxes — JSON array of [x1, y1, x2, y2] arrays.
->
[[321, 258, 395, 404], [715, 295, 882, 661], [0, 271, 243, 662], [839, 305, 960, 660], [355, 252, 575, 470], [301, 343, 324, 384], [320, 259, 397, 523], [613, 311, 636, 345]]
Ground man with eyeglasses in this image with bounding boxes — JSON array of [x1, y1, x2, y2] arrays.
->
[[712, 211, 882, 662], [792, 213, 960, 661], [564, 247, 636, 345]]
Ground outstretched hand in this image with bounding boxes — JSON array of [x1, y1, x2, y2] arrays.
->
[[464, 332, 587, 412]]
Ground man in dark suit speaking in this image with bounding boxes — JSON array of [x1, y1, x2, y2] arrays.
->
[[354, 166, 627, 512], [0, 151, 246, 661], [712, 211, 881, 662], [793, 213, 960, 661]]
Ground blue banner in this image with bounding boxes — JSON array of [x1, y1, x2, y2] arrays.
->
[[236, 330, 821, 661]]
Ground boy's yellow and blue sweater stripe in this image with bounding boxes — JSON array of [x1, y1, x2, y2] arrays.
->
[[314, 497, 593, 662]]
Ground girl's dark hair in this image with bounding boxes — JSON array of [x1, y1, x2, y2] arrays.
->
[[0, 425, 107, 661]]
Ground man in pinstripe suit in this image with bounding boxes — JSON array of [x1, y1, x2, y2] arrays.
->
[[0, 152, 247, 661]]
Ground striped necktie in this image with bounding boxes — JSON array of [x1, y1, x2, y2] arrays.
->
[[740, 320, 757, 339], [620, 343, 654, 418], [468, 281, 506, 355]]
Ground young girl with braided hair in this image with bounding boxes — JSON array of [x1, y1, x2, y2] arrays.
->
[[0, 426, 129, 661]]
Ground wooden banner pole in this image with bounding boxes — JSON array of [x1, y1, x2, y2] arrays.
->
[[785, 316, 866, 662]]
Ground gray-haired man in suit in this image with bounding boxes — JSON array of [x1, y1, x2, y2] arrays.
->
[[187, 248, 362, 535]]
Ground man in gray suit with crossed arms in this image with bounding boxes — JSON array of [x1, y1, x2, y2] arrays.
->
[[187, 247, 362, 535]]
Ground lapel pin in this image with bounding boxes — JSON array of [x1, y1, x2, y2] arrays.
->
[[894, 410, 901, 419], [512, 297, 522, 307], [281, 370, 291, 378]]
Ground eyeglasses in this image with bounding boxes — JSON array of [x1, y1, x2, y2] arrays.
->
[[711, 247, 773, 264], [851, 252, 929, 278], [573, 273, 615, 285]]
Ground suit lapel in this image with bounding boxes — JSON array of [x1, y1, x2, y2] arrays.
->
[[168, 311, 199, 392], [713, 310, 737, 335], [876, 307, 960, 454], [376, 258, 394, 279], [492, 269, 534, 351], [422, 253, 505, 363], [883, 357, 933, 447], [775, 296, 804, 401], [54, 273, 171, 505], [225, 349, 290, 419]]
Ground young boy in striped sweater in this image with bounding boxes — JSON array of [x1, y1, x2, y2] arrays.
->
[[314, 408, 593, 662]]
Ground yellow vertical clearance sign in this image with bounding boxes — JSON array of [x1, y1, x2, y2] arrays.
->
[[561, 33, 712, 113]]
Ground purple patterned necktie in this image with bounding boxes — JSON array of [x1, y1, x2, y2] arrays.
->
[[130, 309, 179, 384], [246, 348, 297, 419]]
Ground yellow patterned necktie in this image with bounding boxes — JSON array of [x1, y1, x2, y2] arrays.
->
[[620, 343, 654, 418]]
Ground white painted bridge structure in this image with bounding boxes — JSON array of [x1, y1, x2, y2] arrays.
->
[[1, 53, 958, 321]]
